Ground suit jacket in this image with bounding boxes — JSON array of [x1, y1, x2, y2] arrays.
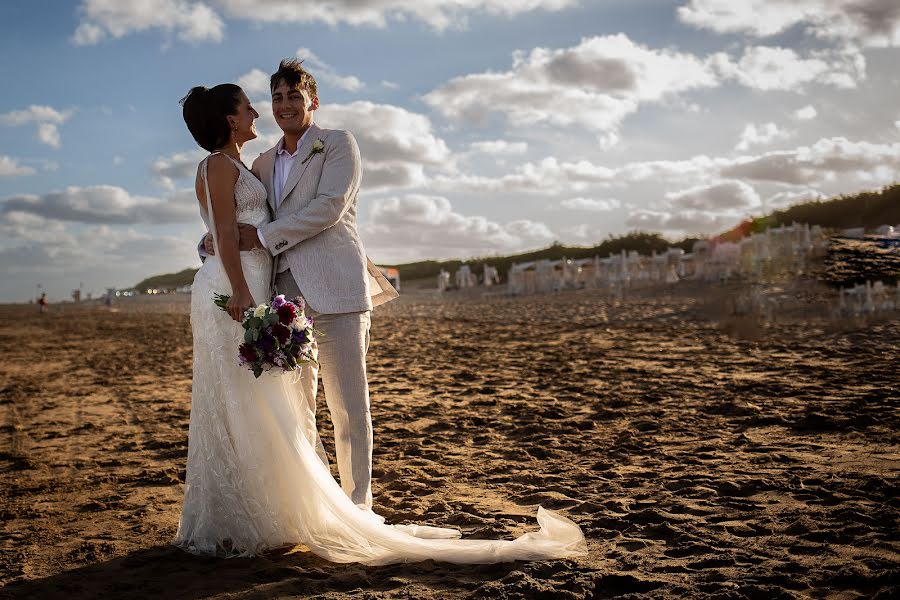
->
[[252, 123, 398, 314]]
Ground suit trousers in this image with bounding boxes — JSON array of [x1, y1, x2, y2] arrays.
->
[[275, 270, 374, 508]]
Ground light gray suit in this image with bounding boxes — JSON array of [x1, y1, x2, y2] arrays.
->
[[251, 123, 397, 507]]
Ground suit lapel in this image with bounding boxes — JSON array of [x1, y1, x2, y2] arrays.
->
[[279, 123, 322, 207]]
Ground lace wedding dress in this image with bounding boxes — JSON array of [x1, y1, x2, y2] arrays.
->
[[173, 153, 587, 564]]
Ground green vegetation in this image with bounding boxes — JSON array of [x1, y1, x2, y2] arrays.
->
[[770, 184, 900, 229], [133, 184, 899, 289], [133, 267, 199, 292], [385, 232, 697, 282], [717, 184, 900, 242]]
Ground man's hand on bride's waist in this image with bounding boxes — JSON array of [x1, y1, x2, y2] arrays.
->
[[204, 223, 263, 256]]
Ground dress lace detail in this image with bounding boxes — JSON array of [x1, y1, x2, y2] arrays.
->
[[173, 154, 587, 564]]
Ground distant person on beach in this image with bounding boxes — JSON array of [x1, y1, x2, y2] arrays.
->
[[174, 60, 585, 564], [38, 293, 47, 314]]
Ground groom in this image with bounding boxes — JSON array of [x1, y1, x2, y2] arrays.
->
[[205, 59, 397, 508]]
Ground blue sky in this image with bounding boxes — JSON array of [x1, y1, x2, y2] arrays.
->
[[1, 0, 899, 302]]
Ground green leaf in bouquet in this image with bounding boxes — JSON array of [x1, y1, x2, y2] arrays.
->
[[247, 316, 263, 330], [213, 293, 230, 311], [244, 329, 255, 344]]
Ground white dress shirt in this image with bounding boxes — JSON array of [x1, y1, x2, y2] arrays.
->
[[257, 128, 310, 251]]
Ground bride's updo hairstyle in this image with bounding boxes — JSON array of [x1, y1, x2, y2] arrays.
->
[[180, 84, 243, 152]]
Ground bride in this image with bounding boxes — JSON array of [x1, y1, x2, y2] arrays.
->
[[173, 83, 587, 564]]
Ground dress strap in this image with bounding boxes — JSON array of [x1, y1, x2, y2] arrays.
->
[[201, 157, 219, 261], [211, 150, 244, 170]]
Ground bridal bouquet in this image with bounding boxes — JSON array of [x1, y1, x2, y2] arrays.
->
[[214, 293, 319, 378]]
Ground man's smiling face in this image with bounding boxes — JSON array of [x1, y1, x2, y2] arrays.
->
[[271, 80, 318, 136]]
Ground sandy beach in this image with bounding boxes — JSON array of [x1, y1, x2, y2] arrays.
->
[[1, 282, 898, 599]]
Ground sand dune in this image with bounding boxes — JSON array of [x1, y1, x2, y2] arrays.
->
[[1, 282, 898, 599]]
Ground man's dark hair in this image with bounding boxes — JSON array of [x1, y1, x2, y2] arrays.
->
[[270, 58, 318, 99], [180, 83, 243, 152]]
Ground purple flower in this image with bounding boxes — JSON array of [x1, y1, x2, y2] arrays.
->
[[257, 332, 276, 353], [271, 294, 286, 309]]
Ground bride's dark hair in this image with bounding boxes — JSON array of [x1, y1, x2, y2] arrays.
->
[[180, 84, 243, 152]]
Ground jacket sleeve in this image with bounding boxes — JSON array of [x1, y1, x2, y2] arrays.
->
[[258, 130, 361, 256], [197, 236, 208, 263]]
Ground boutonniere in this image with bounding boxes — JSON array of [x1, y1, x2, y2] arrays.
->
[[301, 139, 325, 164]]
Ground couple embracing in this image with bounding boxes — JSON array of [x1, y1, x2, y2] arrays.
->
[[174, 58, 586, 564]]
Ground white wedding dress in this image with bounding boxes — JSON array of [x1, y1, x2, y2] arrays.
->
[[173, 153, 587, 564]]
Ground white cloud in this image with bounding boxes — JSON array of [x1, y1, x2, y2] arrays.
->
[[73, 0, 225, 45], [0, 212, 199, 301], [152, 149, 206, 189], [794, 105, 818, 120], [361, 194, 555, 262], [319, 102, 449, 164], [0, 105, 72, 126], [72, 0, 579, 43], [433, 157, 617, 193], [560, 223, 614, 244], [736, 122, 794, 151], [626, 137, 900, 189], [678, 0, 900, 48], [436, 135, 900, 202], [2, 185, 197, 224], [424, 34, 720, 139], [560, 197, 621, 211], [296, 48, 363, 92], [36, 123, 62, 149], [0, 156, 35, 177], [236, 68, 271, 97], [317, 101, 451, 190], [720, 137, 900, 186], [765, 188, 826, 209], [0, 105, 74, 149], [469, 140, 528, 154], [214, 0, 578, 31], [665, 180, 761, 211], [625, 208, 740, 236], [622, 180, 756, 242], [714, 45, 865, 91]]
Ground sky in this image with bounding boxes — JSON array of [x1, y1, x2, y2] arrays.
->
[[1, 0, 899, 302]]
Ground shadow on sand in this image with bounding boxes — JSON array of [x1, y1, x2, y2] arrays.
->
[[0, 544, 522, 599]]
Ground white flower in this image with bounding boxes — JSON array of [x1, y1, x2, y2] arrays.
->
[[291, 316, 309, 330], [253, 304, 267, 318], [301, 139, 326, 164]]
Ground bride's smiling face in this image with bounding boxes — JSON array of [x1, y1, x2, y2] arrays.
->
[[228, 92, 259, 144], [271, 81, 318, 136]]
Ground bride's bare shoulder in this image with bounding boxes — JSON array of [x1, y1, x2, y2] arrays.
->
[[205, 154, 239, 179]]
